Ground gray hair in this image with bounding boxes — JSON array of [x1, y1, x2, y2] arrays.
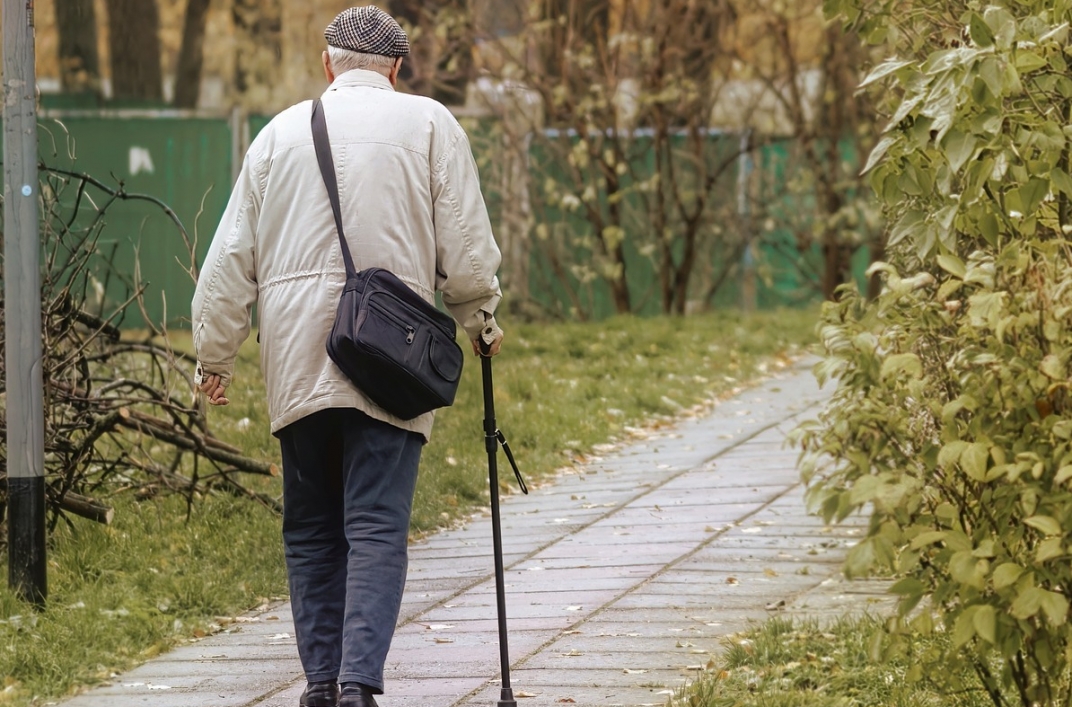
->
[[327, 45, 398, 76]]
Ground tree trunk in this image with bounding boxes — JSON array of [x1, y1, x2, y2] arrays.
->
[[432, 12, 473, 106], [540, 0, 611, 123], [389, 0, 423, 89], [820, 236, 854, 300], [56, 0, 101, 94], [540, 0, 570, 84], [672, 222, 700, 315], [233, 0, 282, 105], [173, 0, 212, 108], [602, 150, 632, 314], [867, 235, 886, 300], [388, 0, 472, 105], [610, 269, 631, 314], [681, 0, 733, 81], [105, 0, 163, 102]]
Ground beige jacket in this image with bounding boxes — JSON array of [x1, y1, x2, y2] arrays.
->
[[191, 69, 502, 440]]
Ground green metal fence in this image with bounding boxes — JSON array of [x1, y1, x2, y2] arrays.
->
[[1, 110, 867, 329], [2, 110, 235, 327]]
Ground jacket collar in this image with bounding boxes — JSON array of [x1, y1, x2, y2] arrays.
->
[[326, 69, 395, 93]]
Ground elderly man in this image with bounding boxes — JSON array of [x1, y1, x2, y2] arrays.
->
[[191, 7, 504, 707]]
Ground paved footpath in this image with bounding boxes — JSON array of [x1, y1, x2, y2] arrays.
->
[[58, 358, 892, 707]]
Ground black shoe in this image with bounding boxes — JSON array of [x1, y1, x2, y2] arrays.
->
[[300, 681, 339, 707], [339, 683, 378, 707]]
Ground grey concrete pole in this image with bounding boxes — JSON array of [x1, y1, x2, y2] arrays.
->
[[3, 0, 48, 605]]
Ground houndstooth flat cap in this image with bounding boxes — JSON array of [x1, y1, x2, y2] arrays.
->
[[325, 6, 410, 57]]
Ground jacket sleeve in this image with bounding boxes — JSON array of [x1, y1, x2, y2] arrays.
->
[[190, 145, 264, 388], [431, 125, 503, 341]]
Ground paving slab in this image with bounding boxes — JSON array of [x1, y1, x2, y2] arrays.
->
[[56, 358, 898, 707]]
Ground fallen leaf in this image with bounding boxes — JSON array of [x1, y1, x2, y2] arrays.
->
[[763, 568, 778, 577], [557, 699, 576, 703], [516, 691, 538, 698], [765, 600, 786, 611], [726, 577, 739, 585]]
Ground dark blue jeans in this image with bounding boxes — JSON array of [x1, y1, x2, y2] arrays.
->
[[278, 408, 423, 694]]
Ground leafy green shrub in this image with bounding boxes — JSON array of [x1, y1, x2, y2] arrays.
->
[[797, 2, 1072, 705]]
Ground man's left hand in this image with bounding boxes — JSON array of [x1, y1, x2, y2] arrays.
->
[[198, 374, 230, 406], [472, 333, 504, 357]]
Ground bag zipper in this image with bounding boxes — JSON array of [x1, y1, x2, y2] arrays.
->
[[368, 296, 419, 345], [366, 286, 457, 339]]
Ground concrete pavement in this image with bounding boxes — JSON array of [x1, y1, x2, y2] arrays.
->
[[57, 357, 892, 707]]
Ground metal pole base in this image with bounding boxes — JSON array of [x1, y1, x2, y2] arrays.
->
[[7, 476, 47, 606], [497, 687, 517, 707]]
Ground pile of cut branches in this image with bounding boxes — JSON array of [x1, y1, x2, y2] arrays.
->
[[0, 165, 278, 537]]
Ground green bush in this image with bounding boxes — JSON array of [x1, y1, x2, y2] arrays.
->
[[797, 2, 1072, 705]]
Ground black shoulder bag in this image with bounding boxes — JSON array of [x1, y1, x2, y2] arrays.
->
[[311, 99, 464, 420]]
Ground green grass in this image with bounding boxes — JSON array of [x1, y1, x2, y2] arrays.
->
[[0, 494, 287, 704], [677, 617, 996, 707], [0, 309, 818, 704], [211, 309, 821, 534]]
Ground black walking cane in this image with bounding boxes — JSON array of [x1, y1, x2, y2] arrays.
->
[[479, 329, 527, 707]]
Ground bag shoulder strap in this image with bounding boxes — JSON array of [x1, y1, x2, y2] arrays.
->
[[311, 99, 357, 278]]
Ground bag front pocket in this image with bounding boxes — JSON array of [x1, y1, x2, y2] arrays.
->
[[428, 336, 463, 382], [363, 296, 422, 367]]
